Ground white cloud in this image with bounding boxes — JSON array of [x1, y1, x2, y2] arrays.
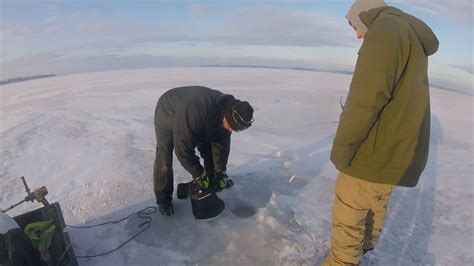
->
[[198, 6, 355, 47], [4, 4, 355, 48], [190, 4, 208, 15], [1, 3, 360, 77], [449, 64, 474, 74], [390, 0, 473, 23], [61, 6, 356, 50], [115, 6, 356, 48], [0, 22, 38, 40], [2, 9, 164, 42]]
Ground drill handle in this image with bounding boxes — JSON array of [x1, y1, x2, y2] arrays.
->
[[35, 186, 49, 206], [21, 176, 31, 194], [3, 200, 26, 213]]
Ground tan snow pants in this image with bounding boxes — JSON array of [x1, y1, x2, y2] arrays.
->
[[323, 172, 395, 266]]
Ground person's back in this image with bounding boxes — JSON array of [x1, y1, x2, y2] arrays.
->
[[153, 85, 254, 219], [331, 5, 439, 187], [324, 1, 438, 265], [158, 86, 223, 113]]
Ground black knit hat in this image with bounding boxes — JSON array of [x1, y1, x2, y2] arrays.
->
[[224, 100, 254, 131]]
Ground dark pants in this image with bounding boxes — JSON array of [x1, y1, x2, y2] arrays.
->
[[153, 120, 174, 203], [153, 106, 214, 203]]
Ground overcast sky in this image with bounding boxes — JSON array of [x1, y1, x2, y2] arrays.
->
[[1, 0, 472, 87]]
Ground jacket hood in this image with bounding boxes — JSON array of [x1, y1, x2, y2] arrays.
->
[[360, 6, 439, 56], [346, 0, 387, 35]]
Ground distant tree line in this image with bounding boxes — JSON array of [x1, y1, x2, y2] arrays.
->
[[0, 74, 56, 86], [201, 65, 354, 75]]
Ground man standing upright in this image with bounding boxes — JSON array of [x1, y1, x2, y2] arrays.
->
[[324, 0, 439, 265], [153, 86, 254, 220]]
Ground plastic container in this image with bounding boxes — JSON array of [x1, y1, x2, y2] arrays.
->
[[13, 202, 78, 266]]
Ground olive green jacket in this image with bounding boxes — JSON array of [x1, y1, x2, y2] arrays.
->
[[331, 7, 439, 187]]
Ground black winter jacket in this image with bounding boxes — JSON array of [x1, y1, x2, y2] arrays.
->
[[155, 86, 235, 177]]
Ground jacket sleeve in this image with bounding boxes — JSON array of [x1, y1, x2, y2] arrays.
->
[[173, 106, 204, 177], [211, 135, 231, 172], [331, 22, 401, 170]]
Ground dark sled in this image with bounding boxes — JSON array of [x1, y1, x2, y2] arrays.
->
[[13, 202, 78, 266]]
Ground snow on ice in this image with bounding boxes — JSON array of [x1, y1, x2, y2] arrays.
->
[[0, 67, 472, 265]]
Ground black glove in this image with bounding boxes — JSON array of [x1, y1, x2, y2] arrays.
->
[[211, 171, 233, 192], [155, 191, 174, 216]]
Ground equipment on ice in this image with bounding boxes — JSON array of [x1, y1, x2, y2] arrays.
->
[[191, 186, 225, 221], [177, 178, 225, 221], [2, 176, 49, 213], [1, 177, 77, 266]]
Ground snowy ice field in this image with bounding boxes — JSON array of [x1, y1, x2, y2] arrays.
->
[[0, 67, 472, 265]]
